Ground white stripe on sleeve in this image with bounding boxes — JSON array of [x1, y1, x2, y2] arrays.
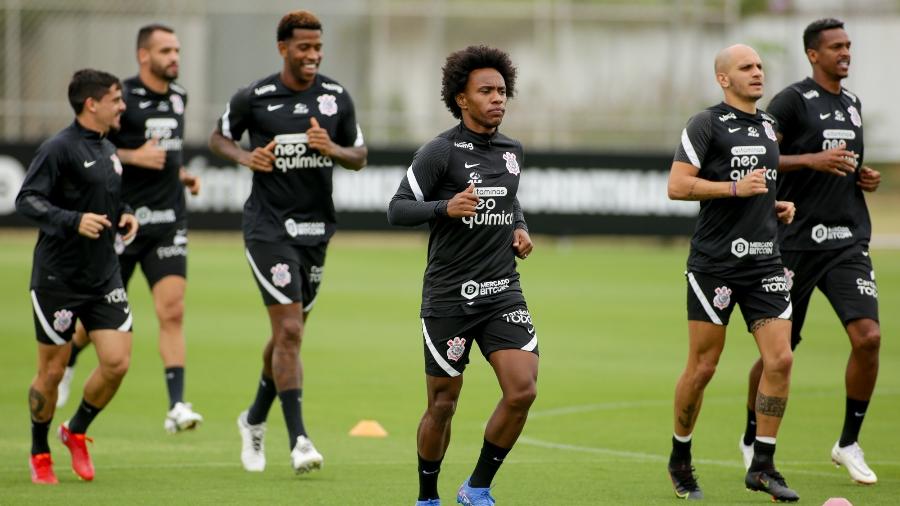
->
[[681, 128, 701, 168], [407, 165, 424, 202]]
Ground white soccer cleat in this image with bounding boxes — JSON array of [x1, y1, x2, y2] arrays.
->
[[739, 435, 754, 470], [237, 410, 266, 472], [56, 366, 75, 408], [164, 402, 203, 434], [290, 435, 323, 474], [831, 441, 877, 484]]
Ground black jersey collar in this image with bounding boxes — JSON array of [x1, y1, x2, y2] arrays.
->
[[717, 101, 762, 121], [456, 122, 500, 147], [73, 119, 107, 140], [803, 76, 843, 97]]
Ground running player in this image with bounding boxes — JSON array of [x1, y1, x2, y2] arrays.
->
[[666, 44, 799, 502], [388, 45, 536, 506], [208, 10, 367, 474], [739, 18, 882, 485], [16, 69, 138, 484], [57, 24, 204, 435]]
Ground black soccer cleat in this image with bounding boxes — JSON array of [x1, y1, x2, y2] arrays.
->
[[745, 468, 799, 502], [668, 461, 703, 500]]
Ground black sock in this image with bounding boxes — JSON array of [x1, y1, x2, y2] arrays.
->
[[839, 397, 870, 447], [68, 399, 102, 434], [31, 418, 51, 455], [164, 367, 185, 409], [749, 440, 776, 472], [417, 454, 442, 501], [669, 436, 692, 466], [278, 388, 306, 449], [743, 408, 757, 445], [67, 341, 85, 367], [469, 439, 511, 488], [246, 373, 277, 425]]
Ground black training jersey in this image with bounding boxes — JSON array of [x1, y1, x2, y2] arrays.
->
[[767, 78, 870, 251], [389, 123, 528, 317], [674, 103, 781, 274], [109, 76, 187, 228], [16, 121, 131, 293], [216, 73, 363, 245]]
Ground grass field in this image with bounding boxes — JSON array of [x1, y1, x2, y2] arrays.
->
[[0, 231, 898, 505]]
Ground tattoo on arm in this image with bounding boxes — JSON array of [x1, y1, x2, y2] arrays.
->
[[750, 317, 777, 333], [755, 392, 787, 418], [29, 386, 49, 421], [677, 403, 697, 430], [686, 180, 699, 200]]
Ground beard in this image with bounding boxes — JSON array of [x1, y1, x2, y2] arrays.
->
[[151, 61, 178, 82]]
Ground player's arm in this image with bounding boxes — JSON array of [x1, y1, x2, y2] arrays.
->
[[208, 130, 275, 173], [116, 139, 166, 170], [388, 139, 455, 226], [15, 145, 86, 237], [511, 197, 533, 259], [179, 167, 200, 195], [668, 162, 768, 201], [307, 117, 367, 171], [857, 166, 880, 192], [775, 200, 795, 224]]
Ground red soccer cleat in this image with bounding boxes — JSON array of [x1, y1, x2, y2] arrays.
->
[[58, 422, 94, 481], [29, 453, 58, 484]]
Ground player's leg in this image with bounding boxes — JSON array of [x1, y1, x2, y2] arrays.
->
[[417, 374, 464, 504], [30, 342, 71, 484]]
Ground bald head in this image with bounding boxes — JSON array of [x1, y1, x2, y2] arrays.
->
[[715, 44, 759, 74]]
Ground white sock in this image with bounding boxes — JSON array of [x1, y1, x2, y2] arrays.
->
[[673, 433, 693, 443], [755, 436, 776, 445]]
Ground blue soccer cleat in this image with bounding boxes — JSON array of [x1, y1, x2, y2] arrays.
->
[[415, 500, 441, 506], [457, 478, 495, 505]]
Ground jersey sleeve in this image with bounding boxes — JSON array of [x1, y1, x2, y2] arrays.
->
[[387, 138, 451, 226], [334, 91, 364, 148], [673, 112, 712, 168], [15, 142, 81, 236], [513, 143, 528, 231], [765, 88, 803, 137], [216, 87, 252, 141]]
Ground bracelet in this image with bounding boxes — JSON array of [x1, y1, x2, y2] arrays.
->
[[730, 181, 737, 197]]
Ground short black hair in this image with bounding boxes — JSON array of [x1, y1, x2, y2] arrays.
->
[[803, 18, 844, 51], [68, 69, 121, 114], [441, 45, 517, 120], [277, 10, 322, 42], [137, 23, 175, 50]]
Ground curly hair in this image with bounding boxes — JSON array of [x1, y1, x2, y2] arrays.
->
[[277, 10, 322, 41], [803, 18, 844, 51], [441, 45, 517, 119]]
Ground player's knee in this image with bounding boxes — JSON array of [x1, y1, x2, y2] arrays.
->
[[101, 354, 131, 379], [504, 384, 537, 411], [765, 350, 793, 377], [156, 299, 185, 329], [39, 362, 66, 387], [428, 396, 457, 422], [852, 326, 881, 355], [276, 317, 304, 343], [692, 361, 717, 388]]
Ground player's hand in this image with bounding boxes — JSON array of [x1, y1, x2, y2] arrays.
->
[[446, 183, 479, 218], [735, 168, 768, 197], [180, 168, 201, 195], [240, 140, 276, 172], [78, 213, 112, 239], [513, 228, 533, 259], [807, 148, 857, 176], [118, 213, 139, 242], [858, 166, 881, 192], [775, 200, 795, 225], [306, 117, 336, 156], [130, 138, 166, 170]]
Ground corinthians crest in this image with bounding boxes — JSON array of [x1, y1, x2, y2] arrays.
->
[[446, 336, 466, 362], [503, 152, 519, 175], [317, 94, 338, 116], [713, 286, 732, 310], [53, 309, 74, 333], [271, 263, 291, 288]]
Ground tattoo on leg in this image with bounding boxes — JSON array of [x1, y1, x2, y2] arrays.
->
[[755, 393, 787, 417], [29, 387, 47, 420], [677, 403, 697, 430], [750, 317, 777, 333]]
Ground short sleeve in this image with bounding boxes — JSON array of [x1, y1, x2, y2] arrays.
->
[[674, 112, 712, 168], [216, 87, 252, 141]]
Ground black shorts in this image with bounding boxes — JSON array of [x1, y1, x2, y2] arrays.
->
[[421, 303, 539, 377], [782, 245, 879, 349], [686, 265, 792, 332], [245, 241, 326, 310], [118, 221, 188, 288], [30, 281, 133, 346]]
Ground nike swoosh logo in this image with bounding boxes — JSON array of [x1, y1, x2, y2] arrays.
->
[[862, 251, 869, 257], [124, 307, 130, 314], [854, 411, 866, 417], [820, 113, 831, 119], [267, 104, 284, 111], [139, 101, 153, 109], [421, 469, 439, 475], [527, 326, 535, 334], [464, 162, 480, 168], [728, 127, 740, 133], [784, 295, 790, 302], [83, 160, 96, 167]]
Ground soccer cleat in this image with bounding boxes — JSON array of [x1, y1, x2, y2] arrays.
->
[[290, 435, 324, 474], [237, 410, 266, 472], [456, 478, 495, 506], [668, 462, 703, 500], [739, 435, 754, 470], [415, 500, 441, 506], [58, 422, 94, 481], [164, 402, 204, 434], [831, 441, 877, 484], [745, 468, 799, 502], [56, 366, 75, 408], [29, 453, 58, 484]]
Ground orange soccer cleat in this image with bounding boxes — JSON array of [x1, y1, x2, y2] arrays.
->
[[29, 453, 58, 484], [59, 422, 94, 481]]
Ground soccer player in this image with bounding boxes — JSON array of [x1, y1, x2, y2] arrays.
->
[[208, 10, 367, 474], [666, 44, 799, 502], [16, 69, 138, 484], [739, 19, 882, 485], [388, 45, 537, 506], [57, 24, 204, 434]]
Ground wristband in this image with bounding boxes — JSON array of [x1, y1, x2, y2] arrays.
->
[[730, 181, 737, 197]]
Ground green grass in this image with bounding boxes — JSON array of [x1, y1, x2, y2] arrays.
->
[[1, 231, 898, 505]]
